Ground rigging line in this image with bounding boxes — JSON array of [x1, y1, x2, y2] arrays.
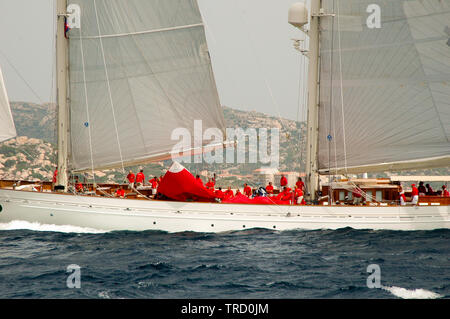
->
[[93, 0, 126, 175], [336, 1, 348, 173], [0, 50, 45, 105], [79, 22, 97, 188]]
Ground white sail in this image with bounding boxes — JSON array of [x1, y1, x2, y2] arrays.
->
[[0, 66, 16, 142], [67, 0, 225, 171], [318, 0, 450, 174]]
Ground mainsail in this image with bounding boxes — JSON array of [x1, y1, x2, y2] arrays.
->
[[67, 0, 225, 171], [318, 0, 450, 174], [0, 66, 16, 142]]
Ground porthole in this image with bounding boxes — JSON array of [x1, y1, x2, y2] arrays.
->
[[243, 225, 246, 228], [273, 225, 276, 229], [0, 204, 2, 213], [211, 224, 214, 227], [153, 221, 156, 225]]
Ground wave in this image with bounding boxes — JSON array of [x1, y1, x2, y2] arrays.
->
[[381, 285, 442, 299], [0, 220, 107, 234]]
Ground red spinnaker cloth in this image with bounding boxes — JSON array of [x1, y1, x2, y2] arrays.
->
[[222, 194, 254, 204], [222, 194, 291, 205], [158, 162, 216, 202]]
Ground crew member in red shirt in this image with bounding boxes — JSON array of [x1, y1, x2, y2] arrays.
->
[[127, 170, 135, 188], [52, 169, 58, 184], [411, 183, 419, 205], [205, 178, 215, 190], [148, 176, 158, 196], [115, 187, 125, 198], [442, 185, 449, 197], [136, 170, 145, 186], [294, 186, 304, 205], [52, 168, 58, 190], [149, 176, 158, 189], [266, 182, 274, 195], [224, 187, 234, 200], [214, 187, 224, 200], [243, 184, 252, 197], [352, 186, 362, 205], [277, 187, 293, 203], [296, 177, 305, 191], [280, 175, 288, 187], [235, 189, 242, 196], [74, 176, 83, 193]]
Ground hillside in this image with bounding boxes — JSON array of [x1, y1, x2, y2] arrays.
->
[[1, 102, 306, 186], [1, 102, 448, 187]]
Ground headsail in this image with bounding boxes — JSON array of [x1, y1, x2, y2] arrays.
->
[[67, 0, 225, 171], [318, 0, 450, 174], [0, 66, 17, 142]]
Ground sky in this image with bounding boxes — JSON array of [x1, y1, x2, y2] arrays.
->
[[0, 0, 308, 121]]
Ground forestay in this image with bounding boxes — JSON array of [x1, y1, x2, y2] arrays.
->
[[318, 0, 450, 174], [67, 0, 225, 171], [0, 66, 16, 142]]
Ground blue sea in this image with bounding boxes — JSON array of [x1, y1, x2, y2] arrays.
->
[[0, 221, 449, 299]]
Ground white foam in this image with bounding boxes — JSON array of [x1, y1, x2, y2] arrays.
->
[[0, 220, 107, 234], [382, 285, 442, 299]]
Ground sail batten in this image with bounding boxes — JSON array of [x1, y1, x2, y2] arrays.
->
[[68, 0, 225, 171], [318, 0, 450, 173], [71, 23, 204, 40]]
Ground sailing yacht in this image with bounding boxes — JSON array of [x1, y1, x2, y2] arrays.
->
[[0, 0, 449, 232]]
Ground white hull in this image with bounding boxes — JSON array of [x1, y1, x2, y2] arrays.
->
[[0, 189, 449, 232]]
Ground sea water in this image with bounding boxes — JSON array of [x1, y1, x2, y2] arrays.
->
[[0, 221, 448, 299]]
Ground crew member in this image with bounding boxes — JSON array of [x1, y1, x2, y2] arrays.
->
[[127, 170, 135, 188], [243, 183, 252, 197], [442, 185, 449, 197], [418, 182, 426, 195], [425, 184, 434, 196], [411, 183, 419, 205], [205, 178, 215, 190], [116, 187, 125, 198], [224, 187, 234, 200], [149, 176, 158, 189], [52, 168, 58, 190], [296, 177, 305, 191], [280, 175, 288, 188], [352, 186, 362, 205], [74, 176, 83, 193], [294, 186, 303, 205], [149, 176, 158, 195], [214, 187, 224, 200], [136, 170, 145, 186], [266, 182, 274, 195], [277, 187, 293, 203]]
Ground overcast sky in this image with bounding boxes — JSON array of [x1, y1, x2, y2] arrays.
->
[[0, 0, 308, 121]]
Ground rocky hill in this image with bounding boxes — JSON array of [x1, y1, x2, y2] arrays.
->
[[0, 102, 306, 186], [1, 102, 448, 187]]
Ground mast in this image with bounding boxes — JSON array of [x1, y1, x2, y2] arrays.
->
[[56, 0, 69, 190], [304, 0, 321, 201]]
